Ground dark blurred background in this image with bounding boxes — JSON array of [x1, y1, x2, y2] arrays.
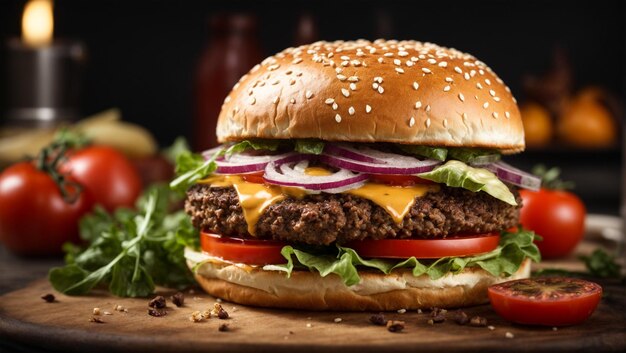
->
[[0, 0, 623, 214]]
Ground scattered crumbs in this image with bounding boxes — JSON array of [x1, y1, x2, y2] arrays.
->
[[193, 297, 201, 301], [397, 309, 407, 314], [171, 292, 185, 307], [218, 323, 230, 332], [148, 296, 166, 309], [369, 313, 386, 326], [93, 308, 101, 316], [216, 298, 222, 303], [505, 332, 515, 339], [427, 319, 434, 325], [231, 306, 237, 313], [190, 311, 204, 322], [417, 309, 422, 314], [552, 327, 558, 331], [148, 308, 167, 317], [114, 305, 125, 312], [103, 311, 112, 316], [334, 318, 343, 323], [89, 317, 104, 324], [469, 316, 488, 327], [387, 320, 405, 333], [453, 311, 469, 325], [306, 323, 313, 328], [430, 308, 447, 323], [211, 303, 229, 319], [488, 325, 495, 331], [41, 294, 55, 303]]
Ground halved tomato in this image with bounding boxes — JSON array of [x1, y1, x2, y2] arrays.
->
[[488, 277, 602, 326], [240, 171, 265, 184], [200, 231, 286, 265], [369, 174, 435, 186], [344, 233, 500, 259]]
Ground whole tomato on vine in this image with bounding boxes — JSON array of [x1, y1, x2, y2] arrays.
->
[[519, 165, 586, 259]]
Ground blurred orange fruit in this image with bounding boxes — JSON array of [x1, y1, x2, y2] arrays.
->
[[558, 89, 617, 148], [520, 103, 553, 147]]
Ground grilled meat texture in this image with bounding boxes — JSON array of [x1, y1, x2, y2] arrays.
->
[[185, 185, 521, 246]]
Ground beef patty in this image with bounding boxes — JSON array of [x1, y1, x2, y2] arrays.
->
[[185, 184, 521, 246]]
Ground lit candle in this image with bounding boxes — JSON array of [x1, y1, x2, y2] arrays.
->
[[4, 0, 85, 128]]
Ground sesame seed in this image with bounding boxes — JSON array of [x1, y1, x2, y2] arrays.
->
[[505, 111, 510, 119], [483, 102, 489, 109], [464, 72, 470, 80], [505, 86, 511, 93], [411, 56, 419, 62], [348, 106, 355, 115], [425, 105, 431, 112], [409, 117, 415, 127], [494, 96, 501, 102], [513, 96, 517, 103], [341, 61, 349, 67], [427, 58, 437, 64], [505, 332, 514, 339], [365, 105, 372, 113], [378, 86, 384, 94], [224, 96, 231, 103], [479, 69, 485, 75], [395, 67, 405, 74], [348, 76, 359, 82], [334, 318, 343, 323], [406, 61, 414, 67], [397, 309, 407, 314], [272, 80, 280, 85], [351, 60, 361, 66], [335, 67, 343, 74], [394, 59, 401, 65], [335, 114, 342, 123], [415, 101, 422, 109], [369, 48, 376, 54], [377, 57, 384, 63], [470, 70, 476, 77], [337, 74, 347, 81], [248, 89, 254, 95], [413, 82, 419, 90], [462, 112, 468, 121], [438, 61, 448, 67], [476, 83, 483, 89], [272, 96, 279, 104], [485, 78, 492, 85], [349, 83, 357, 91], [290, 98, 296, 104], [341, 88, 350, 97], [305, 90, 313, 99], [290, 79, 296, 85], [375, 77, 383, 83], [445, 77, 453, 82], [458, 93, 465, 102], [489, 89, 496, 97], [372, 82, 379, 90], [454, 67, 463, 74], [332, 103, 338, 110], [398, 50, 409, 57], [384, 52, 394, 57], [285, 70, 293, 75], [443, 85, 451, 92], [425, 118, 431, 128], [443, 119, 448, 128], [340, 55, 350, 61], [249, 97, 256, 105], [325, 98, 335, 105], [419, 54, 426, 59], [422, 68, 432, 74]]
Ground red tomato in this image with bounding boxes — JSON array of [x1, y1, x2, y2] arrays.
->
[[519, 189, 586, 259], [63, 146, 142, 212], [344, 233, 500, 259], [488, 277, 602, 326], [0, 162, 93, 255], [369, 174, 435, 186], [240, 171, 265, 184], [201, 231, 287, 265]]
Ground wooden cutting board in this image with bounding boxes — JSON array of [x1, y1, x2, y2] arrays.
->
[[0, 276, 624, 353]]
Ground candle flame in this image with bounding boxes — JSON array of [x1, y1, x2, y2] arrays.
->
[[22, 0, 54, 46]]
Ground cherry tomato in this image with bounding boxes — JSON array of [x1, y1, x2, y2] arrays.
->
[[488, 277, 602, 326], [344, 233, 500, 259], [63, 146, 143, 212], [200, 231, 287, 265], [0, 162, 93, 255], [519, 189, 586, 258], [240, 171, 265, 184], [369, 174, 435, 186]]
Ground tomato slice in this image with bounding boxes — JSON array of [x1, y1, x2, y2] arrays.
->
[[200, 231, 286, 265], [344, 233, 500, 259], [488, 277, 602, 326], [240, 171, 265, 184], [369, 174, 435, 186]]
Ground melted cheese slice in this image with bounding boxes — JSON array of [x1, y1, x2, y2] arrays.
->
[[198, 172, 439, 234]]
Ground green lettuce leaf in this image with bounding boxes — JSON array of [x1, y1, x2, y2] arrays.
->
[[396, 145, 448, 161], [262, 229, 540, 287], [418, 160, 517, 206], [295, 140, 325, 155], [447, 148, 501, 164], [225, 139, 281, 156]]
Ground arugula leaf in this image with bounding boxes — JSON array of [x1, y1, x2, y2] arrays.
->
[[169, 150, 219, 192], [418, 160, 517, 206], [396, 145, 448, 161], [163, 136, 191, 164], [225, 139, 281, 156], [295, 140, 325, 155], [49, 186, 197, 297], [257, 229, 540, 286]]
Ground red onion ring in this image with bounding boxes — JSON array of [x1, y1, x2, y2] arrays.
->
[[264, 158, 368, 193], [482, 161, 541, 191]]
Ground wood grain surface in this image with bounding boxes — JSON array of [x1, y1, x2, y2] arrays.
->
[[0, 276, 624, 353]]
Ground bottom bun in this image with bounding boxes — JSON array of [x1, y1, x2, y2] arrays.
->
[[185, 248, 531, 311]]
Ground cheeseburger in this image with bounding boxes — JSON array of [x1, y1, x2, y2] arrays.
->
[[178, 39, 541, 311]]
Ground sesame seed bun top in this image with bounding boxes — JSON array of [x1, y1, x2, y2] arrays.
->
[[216, 39, 524, 154]]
